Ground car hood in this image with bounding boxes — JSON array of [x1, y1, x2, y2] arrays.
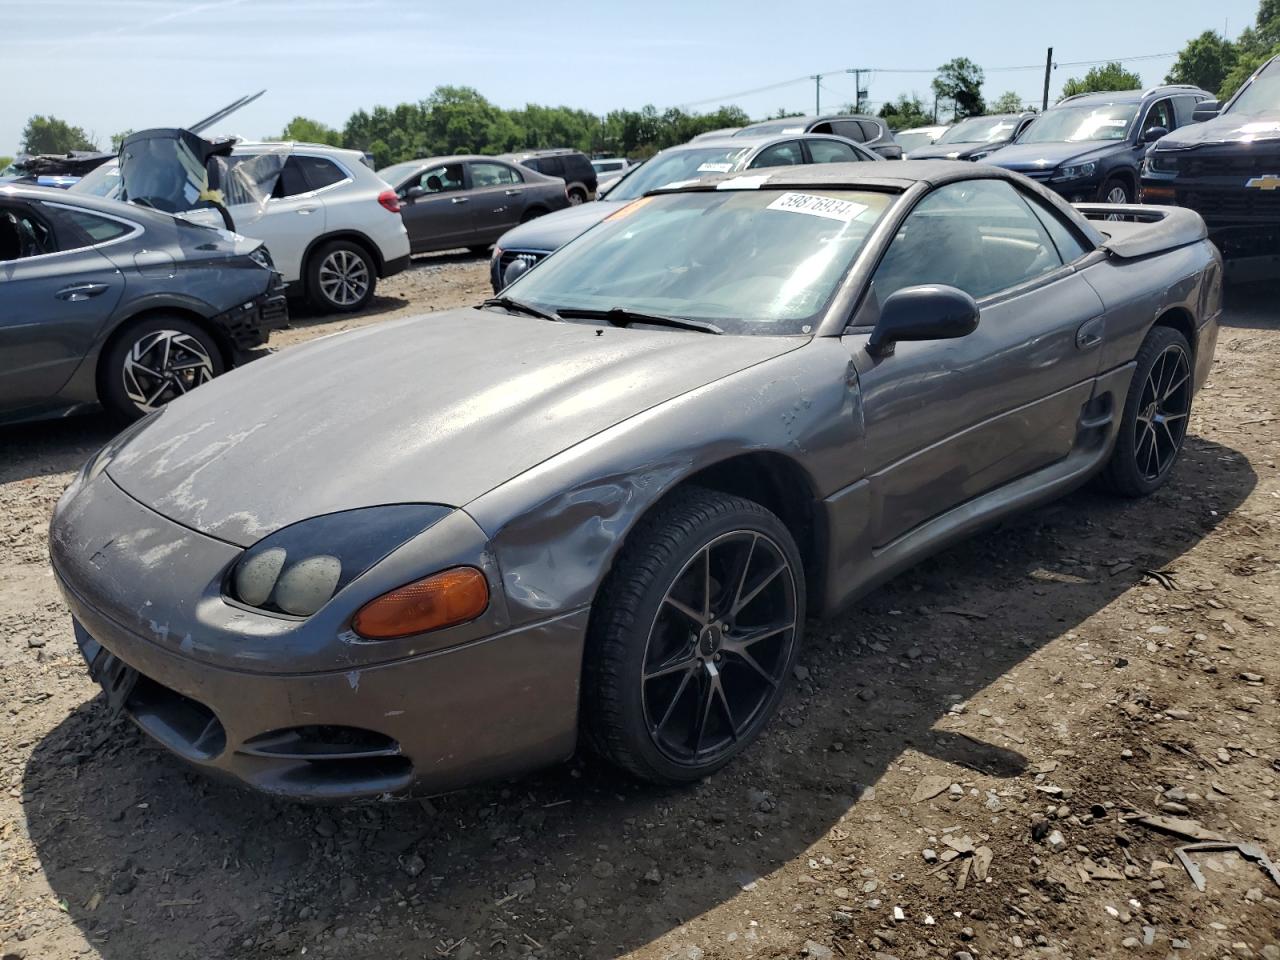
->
[[106, 308, 802, 546], [986, 140, 1116, 171], [1152, 110, 1280, 150], [498, 200, 618, 252], [906, 141, 1007, 161]]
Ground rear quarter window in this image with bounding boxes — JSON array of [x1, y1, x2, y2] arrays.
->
[[62, 208, 133, 243], [294, 156, 349, 191]]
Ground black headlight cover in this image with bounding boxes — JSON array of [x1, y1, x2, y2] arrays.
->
[[226, 504, 453, 618]]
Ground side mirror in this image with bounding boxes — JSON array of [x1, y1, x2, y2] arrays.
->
[[1141, 126, 1170, 144], [1192, 100, 1221, 122], [404, 185, 425, 201], [866, 284, 980, 359]]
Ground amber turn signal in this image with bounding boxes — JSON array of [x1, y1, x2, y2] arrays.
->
[[352, 567, 489, 640]]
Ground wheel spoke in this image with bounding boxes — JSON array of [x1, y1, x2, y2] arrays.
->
[[732, 564, 785, 617], [691, 665, 718, 754], [722, 645, 779, 687], [727, 534, 757, 620], [652, 666, 696, 734], [644, 655, 697, 682], [715, 683, 738, 741], [1162, 372, 1189, 402], [729, 620, 795, 648], [663, 595, 706, 627]]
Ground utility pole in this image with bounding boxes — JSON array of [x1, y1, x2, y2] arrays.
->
[[845, 68, 867, 113], [1042, 47, 1053, 111], [812, 74, 822, 114]]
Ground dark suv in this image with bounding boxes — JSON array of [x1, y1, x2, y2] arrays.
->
[[500, 149, 598, 205], [985, 85, 1212, 204], [733, 114, 903, 159], [1142, 55, 1280, 271]]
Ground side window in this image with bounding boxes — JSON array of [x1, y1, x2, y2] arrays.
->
[[871, 179, 1064, 302], [469, 162, 521, 187], [808, 139, 859, 163], [1172, 95, 1201, 127], [749, 140, 804, 168], [62, 208, 133, 244], [294, 156, 348, 191], [829, 120, 865, 142], [0, 205, 59, 261], [1143, 99, 1175, 135], [418, 163, 465, 193], [1020, 192, 1091, 263], [272, 157, 312, 198], [858, 120, 884, 142], [541, 156, 566, 178]]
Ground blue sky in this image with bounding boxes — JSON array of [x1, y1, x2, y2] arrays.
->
[[2, 0, 1261, 155]]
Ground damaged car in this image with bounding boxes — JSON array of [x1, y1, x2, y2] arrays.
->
[[50, 162, 1220, 801], [0, 183, 287, 425]]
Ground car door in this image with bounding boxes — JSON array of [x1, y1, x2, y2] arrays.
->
[[0, 200, 126, 413], [466, 160, 526, 241], [844, 178, 1106, 547], [397, 161, 473, 253], [225, 155, 326, 283]]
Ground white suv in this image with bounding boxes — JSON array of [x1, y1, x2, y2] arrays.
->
[[73, 142, 411, 313]]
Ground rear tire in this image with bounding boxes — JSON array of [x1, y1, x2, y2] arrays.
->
[[1099, 176, 1131, 205], [1097, 325, 1193, 498], [99, 315, 225, 421], [583, 487, 804, 785], [307, 240, 376, 313], [567, 187, 586, 206]]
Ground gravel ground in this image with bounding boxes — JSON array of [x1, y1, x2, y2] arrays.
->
[[1, 260, 1277, 960]]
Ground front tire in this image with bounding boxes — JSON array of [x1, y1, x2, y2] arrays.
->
[[99, 316, 225, 421], [1098, 325, 1193, 497], [307, 240, 376, 313], [1099, 176, 1132, 205], [583, 487, 804, 785]]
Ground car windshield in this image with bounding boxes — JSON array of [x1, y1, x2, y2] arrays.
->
[[937, 116, 1017, 144], [377, 161, 425, 186], [1227, 57, 1280, 115], [502, 188, 893, 334], [605, 146, 754, 201], [895, 131, 938, 152], [70, 161, 122, 198], [1018, 103, 1137, 143]]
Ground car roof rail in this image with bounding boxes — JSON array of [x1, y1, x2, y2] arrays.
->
[[1142, 83, 1205, 96]]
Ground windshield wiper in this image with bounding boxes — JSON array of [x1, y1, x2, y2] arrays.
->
[[480, 295, 561, 322], [556, 306, 723, 335]]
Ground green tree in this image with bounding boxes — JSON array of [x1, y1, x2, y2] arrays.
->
[[280, 116, 343, 146], [0, 155, 13, 172], [878, 93, 932, 129], [1059, 62, 1143, 98], [1218, 0, 1280, 99], [110, 130, 134, 152], [932, 58, 986, 119], [1165, 31, 1237, 94], [21, 115, 98, 154], [991, 91, 1029, 113]]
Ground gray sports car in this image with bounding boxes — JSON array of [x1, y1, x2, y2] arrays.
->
[[1, 184, 287, 425], [50, 162, 1220, 801]]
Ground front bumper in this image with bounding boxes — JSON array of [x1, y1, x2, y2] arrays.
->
[[49, 474, 586, 801], [212, 273, 289, 352]]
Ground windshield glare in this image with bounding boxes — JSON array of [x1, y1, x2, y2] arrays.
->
[[1018, 103, 1137, 143], [504, 188, 893, 334], [895, 131, 937, 152], [376, 161, 424, 186], [1228, 58, 1280, 115], [606, 146, 753, 201], [70, 162, 122, 198], [938, 116, 1017, 144]]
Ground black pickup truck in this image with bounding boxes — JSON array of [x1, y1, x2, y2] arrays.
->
[[1142, 54, 1280, 274]]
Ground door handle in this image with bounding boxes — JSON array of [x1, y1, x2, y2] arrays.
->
[[1075, 317, 1104, 350], [451, 197, 469, 204], [55, 283, 110, 302], [504, 189, 522, 196], [296, 204, 320, 214]]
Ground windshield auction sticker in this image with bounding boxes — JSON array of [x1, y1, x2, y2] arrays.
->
[[766, 192, 868, 222]]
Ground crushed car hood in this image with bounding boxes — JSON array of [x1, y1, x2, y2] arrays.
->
[[987, 140, 1114, 171], [106, 308, 802, 545], [498, 200, 617, 251], [1152, 110, 1280, 149]]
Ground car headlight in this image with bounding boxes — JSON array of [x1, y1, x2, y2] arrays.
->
[[1053, 161, 1097, 181], [1144, 154, 1179, 174], [226, 504, 455, 618], [248, 245, 274, 270]]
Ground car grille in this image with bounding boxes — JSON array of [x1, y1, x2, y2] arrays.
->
[[1174, 154, 1279, 178], [493, 249, 549, 291], [1180, 189, 1280, 221]]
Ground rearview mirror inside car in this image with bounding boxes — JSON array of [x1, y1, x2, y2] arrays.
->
[[1141, 126, 1170, 144], [866, 284, 980, 359], [1192, 100, 1221, 122]]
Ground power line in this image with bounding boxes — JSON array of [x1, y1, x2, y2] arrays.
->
[[676, 51, 1179, 109]]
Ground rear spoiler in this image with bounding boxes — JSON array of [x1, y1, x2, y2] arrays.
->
[[1072, 203, 1207, 260]]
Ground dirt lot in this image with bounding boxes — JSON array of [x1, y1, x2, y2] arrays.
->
[[1, 258, 1278, 960]]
